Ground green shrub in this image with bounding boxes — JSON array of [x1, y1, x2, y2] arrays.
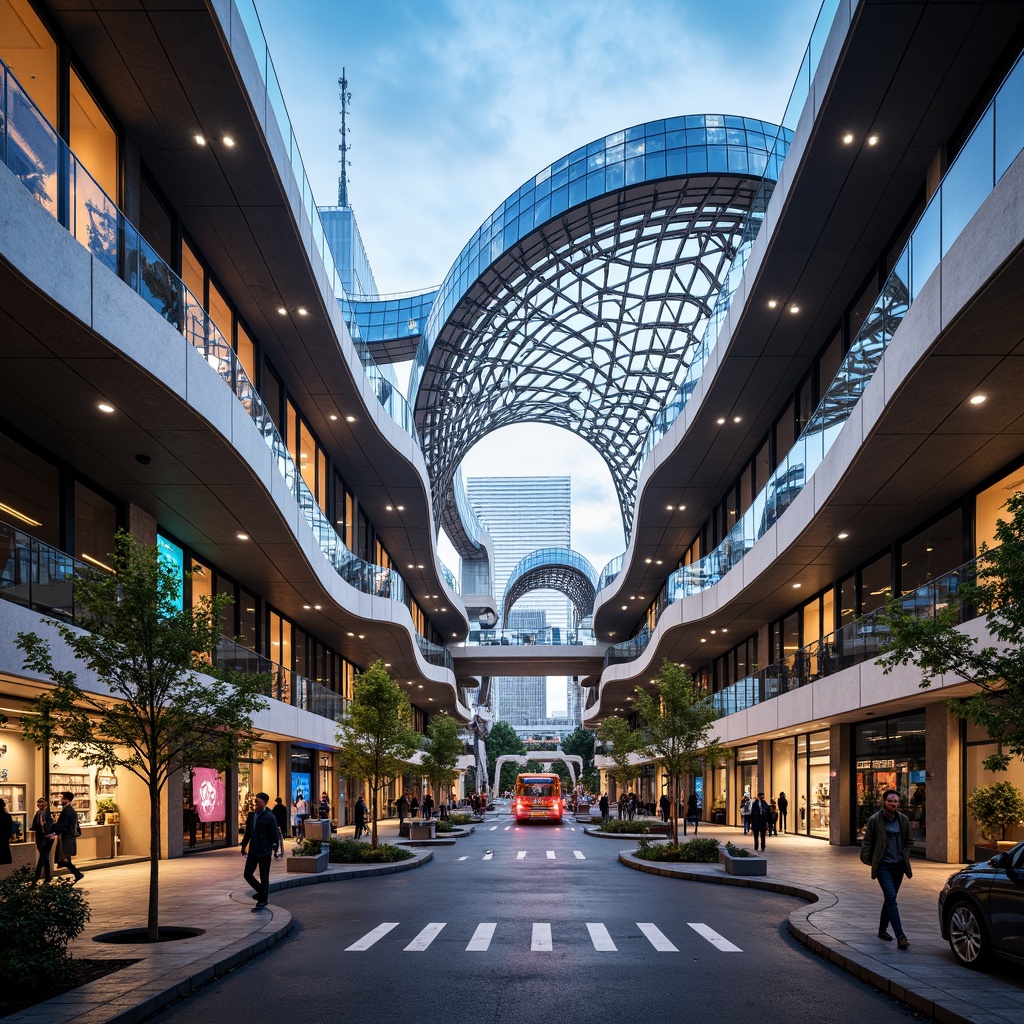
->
[[634, 837, 720, 862], [598, 819, 652, 834], [725, 841, 751, 857], [0, 869, 90, 995], [293, 837, 413, 863], [967, 781, 1024, 841], [446, 812, 472, 826]]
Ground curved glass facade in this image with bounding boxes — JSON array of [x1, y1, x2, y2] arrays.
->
[[503, 547, 599, 627]]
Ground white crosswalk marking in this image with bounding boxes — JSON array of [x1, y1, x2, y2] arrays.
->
[[504, 826, 511, 830], [483, 851, 493, 860], [573, 850, 586, 860], [517, 850, 527, 859], [570, 826, 576, 831], [587, 923, 617, 951], [405, 923, 446, 951], [457, 856, 468, 861], [688, 922, 741, 952], [346, 922, 399, 951], [546, 850, 556, 859], [532, 923, 552, 951], [489, 825, 498, 831], [467, 923, 496, 951], [638, 923, 678, 951]]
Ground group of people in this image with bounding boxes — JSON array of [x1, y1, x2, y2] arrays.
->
[[0, 792, 87, 884], [740, 791, 790, 848], [289, 791, 331, 838]]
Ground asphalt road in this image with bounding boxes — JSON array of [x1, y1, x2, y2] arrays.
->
[[151, 810, 917, 1024]]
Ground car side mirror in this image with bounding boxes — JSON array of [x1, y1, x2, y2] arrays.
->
[[989, 853, 1006, 868]]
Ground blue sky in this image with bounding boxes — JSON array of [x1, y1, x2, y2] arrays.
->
[[253, 0, 825, 711]]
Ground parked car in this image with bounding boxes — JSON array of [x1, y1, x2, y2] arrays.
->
[[938, 839, 1024, 968]]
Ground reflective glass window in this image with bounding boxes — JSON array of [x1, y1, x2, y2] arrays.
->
[[190, 556, 212, 609], [73, 481, 117, 570], [900, 509, 962, 592], [140, 177, 173, 266], [975, 465, 1024, 553], [69, 67, 117, 199], [0, 0, 57, 124], [208, 279, 232, 339], [859, 551, 891, 615], [996, 56, 1024, 180], [236, 323, 256, 385], [941, 107, 994, 257], [0, 430, 59, 547], [238, 587, 258, 651]]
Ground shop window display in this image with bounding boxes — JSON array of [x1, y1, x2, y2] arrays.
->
[[854, 710, 926, 839]]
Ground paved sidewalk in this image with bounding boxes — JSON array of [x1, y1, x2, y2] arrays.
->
[[7, 820, 428, 1024], [618, 822, 1024, 1024]]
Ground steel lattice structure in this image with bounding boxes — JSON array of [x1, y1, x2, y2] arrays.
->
[[501, 547, 599, 629], [415, 174, 770, 543]]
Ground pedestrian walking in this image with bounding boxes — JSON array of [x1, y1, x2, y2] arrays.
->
[[768, 799, 779, 836], [599, 793, 609, 820], [740, 793, 752, 834], [409, 793, 420, 819], [685, 791, 700, 835], [395, 791, 409, 825], [293, 792, 309, 837], [749, 791, 770, 851], [272, 796, 289, 839], [318, 791, 331, 822], [241, 791, 280, 911], [31, 797, 54, 882], [49, 791, 84, 883], [422, 791, 435, 819], [860, 789, 913, 949], [353, 795, 368, 839], [778, 791, 789, 833], [659, 793, 671, 823]]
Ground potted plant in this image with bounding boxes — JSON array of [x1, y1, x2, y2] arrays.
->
[[967, 781, 1024, 862], [719, 840, 767, 876], [95, 798, 118, 825], [286, 838, 330, 873]]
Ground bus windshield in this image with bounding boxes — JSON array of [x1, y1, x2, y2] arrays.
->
[[515, 778, 560, 798]]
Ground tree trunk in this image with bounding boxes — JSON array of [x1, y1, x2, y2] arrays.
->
[[671, 776, 679, 845], [148, 781, 161, 942], [370, 785, 378, 849]]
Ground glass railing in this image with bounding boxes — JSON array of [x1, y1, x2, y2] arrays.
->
[[598, 554, 624, 592], [599, 0, 840, 592], [0, 518, 351, 722], [452, 466, 489, 554], [0, 54, 459, 647], [459, 627, 600, 647], [603, 47, 1024, 666], [708, 558, 975, 717]]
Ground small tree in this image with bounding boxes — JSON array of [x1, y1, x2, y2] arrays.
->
[[336, 660, 420, 847], [17, 531, 267, 942], [879, 491, 1024, 771], [561, 727, 596, 790], [632, 659, 727, 844], [421, 713, 463, 811], [485, 719, 526, 794], [597, 714, 638, 809], [966, 781, 1024, 842]]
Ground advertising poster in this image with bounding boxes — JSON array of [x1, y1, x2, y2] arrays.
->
[[193, 767, 226, 822]]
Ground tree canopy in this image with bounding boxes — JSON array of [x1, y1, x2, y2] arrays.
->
[[560, 727, 596, 789], [879, 490, 1024, 772], [17, 530, 267, 940], [632, 659, 727, 843], [420, 713, 464, 808], [596, 715, 638, 799], [336, 660, 420, 846], [485, 720, 526, 792]]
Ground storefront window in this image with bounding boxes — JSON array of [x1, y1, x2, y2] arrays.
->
[[807, 731, 830, 836], [184, 765, 227, 851], [854, 710, 926, 838], [735, 744, 758, 827], [976, 467, 1024, 553], [772, 737, 795, 831], [965, 720, 1024, 855]]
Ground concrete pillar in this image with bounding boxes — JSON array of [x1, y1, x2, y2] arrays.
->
[[226, 766, 239, 848], [127, 503, 157, 546], [925, 702, 960, 864], [757, 739, 771, 795], [165, 768, 183, 858], [830, 723, 852, 846]]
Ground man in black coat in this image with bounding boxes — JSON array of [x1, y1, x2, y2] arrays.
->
[[241, 792, 279, 910], [749, 791, 770, 852], [49, 791, 84, 883]]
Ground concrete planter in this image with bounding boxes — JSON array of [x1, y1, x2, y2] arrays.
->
[[286, 851, 329, 873], [409, 822, 436, 840], [719, 848, 767, 876]]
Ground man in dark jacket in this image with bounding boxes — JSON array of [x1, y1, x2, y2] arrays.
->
[[748, 791, 770, 852], [395, 791, 409, 825], [860, 789, 913, 949], [31, 797, 55, 882], [241, 792, 279, 911], [49, 791, 84, 883], [353, 795, 368, 839]]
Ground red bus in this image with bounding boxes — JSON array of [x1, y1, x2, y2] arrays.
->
[[513, 773, 563, 824]]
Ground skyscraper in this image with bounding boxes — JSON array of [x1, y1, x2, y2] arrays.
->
[[467, 476, 571, 727]]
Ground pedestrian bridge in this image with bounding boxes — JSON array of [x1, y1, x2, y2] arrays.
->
[[452, 635, 608, 684]]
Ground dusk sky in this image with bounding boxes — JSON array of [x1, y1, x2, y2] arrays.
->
[[252, 0, 825, 710]]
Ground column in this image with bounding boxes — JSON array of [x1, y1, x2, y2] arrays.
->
[[925, 702, 960, 863], [830, 723, 852, 846]]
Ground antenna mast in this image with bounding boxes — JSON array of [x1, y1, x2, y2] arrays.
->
[[338, 68, 351, 208]]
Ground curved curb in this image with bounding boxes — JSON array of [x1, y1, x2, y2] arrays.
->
[[584, 827, 671, 840], [262, 848, 434, 892], [617, 852, 973, 1024]]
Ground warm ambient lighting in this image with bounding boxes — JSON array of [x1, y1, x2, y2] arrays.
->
[[666, 504, 674, 511], [345, 415, 356, 423], [716, 417, 726, 425], [194, 134, 206, 146], [768, 299, 778, 308], [838, 532, 849, 539], [867, 134, 879, 146], [236, 533, 249, 541], [789, 304, 800, 314], [793, 582, 802, 588], [329, 414, 338, 421], [733, 416, 741, 423], [98, 402, 115, 413], [0, 501, 42, 527], [297, 307, 308, 316], [81, 553, 115, 573], [842, 132, 854, 144], [969, 394, 987, 405], [276, 307, 287, 316], [303, 604, 311, 610]]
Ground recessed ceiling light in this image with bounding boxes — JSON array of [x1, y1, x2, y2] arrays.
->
[[358, 634, 365, 639], [297, 307, 308, 316], [347, 632, 355, 637], [621, 605, 627, 610], [792, 582, 802, 588], [867, 134, 879, 146], [969, 394, 987, 405], [656, 560, 662, 565], [645, 558, 652, 564], [700, 638, 707, 643], [385, 505, 394, 511], [838, 532, 849, 539], [329, 413, 338, 421], [97, 402, 115, 414], [842, 132, 854, 144], [408, 564, 415, 569], [314, 604, 322, 610], [721, 628, 728, 633], [768, 299, 778, 309], [397, 505, 405, 511], [733, 416, 741, 423], [789, 304, 800, 314], [303, 604, 311, 610], [710, 629, 717, 635], [417, 564, 425, 569], [194, 134, 207, 146], [666, 504, 674, 511], [345, 415, 356, 423], [716, 417, 726, 425], [236, 533, 249, 541], [276, 306, 287, 316]]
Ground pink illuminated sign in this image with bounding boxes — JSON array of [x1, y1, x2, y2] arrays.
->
[[193, 767, 225, 822]]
